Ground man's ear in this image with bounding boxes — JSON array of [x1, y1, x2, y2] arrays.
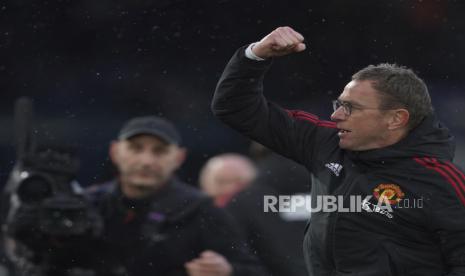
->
[[109, 141, 120, 165], [175, 147, 187, 169], [388, 109, 410, 130]]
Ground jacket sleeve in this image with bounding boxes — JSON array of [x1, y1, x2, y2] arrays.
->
[[198, 201, 269, 276], [211, 45, 338, 172], [428, 162, 465, 275]]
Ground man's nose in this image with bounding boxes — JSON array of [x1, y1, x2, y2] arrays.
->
[[138, 151, 157, 164], [330, 107, 346, 122]]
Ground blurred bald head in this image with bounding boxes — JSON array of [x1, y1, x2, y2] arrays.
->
[[200, 153, 257, 207]]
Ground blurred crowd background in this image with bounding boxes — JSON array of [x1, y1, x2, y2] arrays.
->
[[1, 0, 464, 187]]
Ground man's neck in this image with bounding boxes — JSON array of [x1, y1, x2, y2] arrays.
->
[[382, 129, 409, 148], [119, 179, 168, 200]]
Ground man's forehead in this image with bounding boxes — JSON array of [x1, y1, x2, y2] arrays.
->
[[125, 134, 172, 147], [339, 80, 380, 104]]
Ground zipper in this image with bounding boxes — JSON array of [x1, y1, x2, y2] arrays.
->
[[326, 160, 364, 272]]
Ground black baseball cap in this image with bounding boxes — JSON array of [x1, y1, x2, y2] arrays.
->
[[117, 116, 182, 145]]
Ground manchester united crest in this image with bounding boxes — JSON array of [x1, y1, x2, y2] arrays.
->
[[373, 184, 405, 205]]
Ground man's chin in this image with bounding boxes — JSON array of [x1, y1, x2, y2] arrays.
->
[[339, 141, 363, 151], [126, 181, 163, 197], [129, 177, 162, 189], [338, 140, 351, 150]]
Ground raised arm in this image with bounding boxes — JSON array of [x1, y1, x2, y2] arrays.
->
[[212, 27, 338, 170]]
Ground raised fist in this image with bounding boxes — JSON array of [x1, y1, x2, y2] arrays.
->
[[252, 26, 306, 59]]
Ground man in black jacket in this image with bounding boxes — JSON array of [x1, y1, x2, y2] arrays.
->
[[86, 116, 266, 276], [212, 26, 465, 275]]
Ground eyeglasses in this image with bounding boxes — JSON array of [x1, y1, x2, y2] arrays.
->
[[332, 99, 397, 116]]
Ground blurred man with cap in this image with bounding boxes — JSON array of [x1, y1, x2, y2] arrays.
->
[[111, 116, 185, 199], [85, 116, 267, 276]]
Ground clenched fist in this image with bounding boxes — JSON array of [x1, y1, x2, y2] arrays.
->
[[252, 26, 306, 59]]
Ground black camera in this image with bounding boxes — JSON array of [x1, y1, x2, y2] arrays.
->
[[1, 98, 103, 276]]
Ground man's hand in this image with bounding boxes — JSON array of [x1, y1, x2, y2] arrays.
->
[[185, 250, 233, 276], [252, 26, 306, 59]]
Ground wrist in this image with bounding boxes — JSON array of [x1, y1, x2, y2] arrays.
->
[[245, 43, 266, 61]]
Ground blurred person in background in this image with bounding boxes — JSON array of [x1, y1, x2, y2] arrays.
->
[[226, 143, 310, 276], [200, 146, 310, 276], [199, 153, 257, 207], [85, 115, 267, 276]]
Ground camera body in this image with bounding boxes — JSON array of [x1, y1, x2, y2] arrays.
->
[[1, 98, 103, 276], [2, 147, 104, 276]]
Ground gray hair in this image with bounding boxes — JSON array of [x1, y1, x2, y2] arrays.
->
[[352, 63, 433, 130]]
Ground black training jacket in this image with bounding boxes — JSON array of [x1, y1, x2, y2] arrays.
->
[[211, 46, 465, 276]]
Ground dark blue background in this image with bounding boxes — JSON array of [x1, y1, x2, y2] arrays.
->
[[1, 0, 464, 186]]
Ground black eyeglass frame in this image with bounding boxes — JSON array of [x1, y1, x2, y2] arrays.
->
[[332, 99, 400, 116]]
